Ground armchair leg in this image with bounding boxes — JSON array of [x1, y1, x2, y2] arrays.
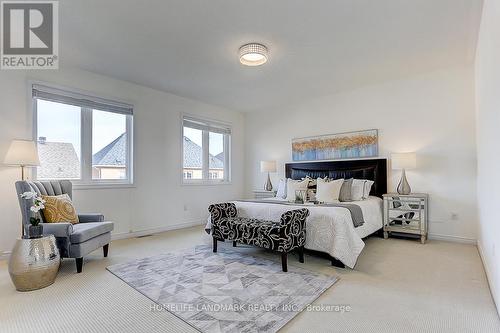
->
[[298, 246, 305, 263], [103, 244, 109, 257], [281, 252, 288, 272], [76, 258, 83, 273], [233, 241, 237, 247], [213, 237, 218, 253]]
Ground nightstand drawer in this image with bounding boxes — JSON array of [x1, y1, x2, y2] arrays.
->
[[253, 190, 276, 199]]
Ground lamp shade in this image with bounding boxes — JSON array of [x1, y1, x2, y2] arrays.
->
[[391, 152, 416, 170], [260, 160, 276, 173], [4, 140, 40, 166]]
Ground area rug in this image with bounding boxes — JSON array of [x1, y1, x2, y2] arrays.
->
[[107, 245, 338, 333]]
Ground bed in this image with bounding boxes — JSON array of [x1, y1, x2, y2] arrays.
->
[[207, 159, 387, 268]]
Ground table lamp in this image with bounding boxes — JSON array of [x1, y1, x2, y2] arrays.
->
[[4, 140, 40, 180], [260, 160, 276, 191], [391, 152, 416, 195]]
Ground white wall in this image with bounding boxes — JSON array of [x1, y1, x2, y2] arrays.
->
[[245, 66, 478, 242], [475, 0, 500, 314], [0, 68, 245, 256]]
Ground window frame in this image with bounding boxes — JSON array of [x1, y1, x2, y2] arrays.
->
[[31, 82, 134, 188], [181, 114, 231, 186]]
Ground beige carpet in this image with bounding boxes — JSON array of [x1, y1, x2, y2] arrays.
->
[[0, 226, 498, 333]]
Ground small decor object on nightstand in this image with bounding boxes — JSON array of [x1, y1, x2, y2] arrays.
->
[[391, 152, 416, 195], [19, 191, 46, 239], [260, 161, 277, 191], [383, 193, 428, 244]]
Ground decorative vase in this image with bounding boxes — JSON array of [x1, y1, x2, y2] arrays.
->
[[27, 224, 43, 239]]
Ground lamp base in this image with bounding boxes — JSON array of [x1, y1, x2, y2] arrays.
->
[[264, 172, 273, 191], [397, 169, 411, 195]]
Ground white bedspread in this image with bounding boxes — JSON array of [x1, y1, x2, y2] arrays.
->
[[206, 197, 383, 268]]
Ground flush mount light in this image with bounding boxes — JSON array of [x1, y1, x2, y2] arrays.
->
[[239, 43, 268, 66]]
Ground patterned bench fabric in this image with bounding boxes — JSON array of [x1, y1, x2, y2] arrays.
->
[[279, 209, 309, 252], [208, 203, 237, 220], [209, 203, 309, 253]]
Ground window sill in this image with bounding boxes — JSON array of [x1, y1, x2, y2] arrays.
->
[[181, 181, 232, 187], [73, 183, 135, 190]]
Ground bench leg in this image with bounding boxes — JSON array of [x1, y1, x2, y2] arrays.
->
[[298, 246, 304, 263], [281, 252, 288, 272], [233, 241, 237, 247], [103, 244, 109, 257], [213, 237, 218, 253]]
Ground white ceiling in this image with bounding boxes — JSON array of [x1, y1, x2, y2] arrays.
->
[[60, 0, 483, 112]]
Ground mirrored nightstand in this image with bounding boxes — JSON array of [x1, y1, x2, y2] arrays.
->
[[383, 193, 429, 244]]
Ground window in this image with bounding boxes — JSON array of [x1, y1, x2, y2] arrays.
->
[[92, 110, 128, 180], [33, 83, 133, 186], [182, 115, 230, 183], [36, 100, 81, 180]]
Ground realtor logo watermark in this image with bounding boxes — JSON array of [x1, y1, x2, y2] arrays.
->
[[1, 1, 58, 69]]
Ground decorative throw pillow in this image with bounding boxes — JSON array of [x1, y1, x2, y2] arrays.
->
[[275, 179, 287, 199], [351, 179, 375, 200], [303, 176, 317, 188], [363, 180, 375, 199], [316, 178, 344, 203], [286, 179, 309, 202], [339, 178, 354, 202], [41, 194, 79, 224], [307, 189, 317, 202], [351, 179, 366, 201]]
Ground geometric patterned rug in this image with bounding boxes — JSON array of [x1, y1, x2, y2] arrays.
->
[[107, 245, 338, 333]]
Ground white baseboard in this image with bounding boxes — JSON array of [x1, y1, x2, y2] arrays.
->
[[477, 241, 499, 316], [111, 219, 205, 241], [428, 233, 477, 245], [0, 226, 477, 261], [0, 220, 206, 262], [0, 251, 12, 261]]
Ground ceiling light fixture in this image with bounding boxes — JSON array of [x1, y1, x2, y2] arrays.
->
[[239, 43, 268, 66]]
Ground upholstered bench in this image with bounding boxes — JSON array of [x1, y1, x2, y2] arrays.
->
[[208, 203, 309, 272]]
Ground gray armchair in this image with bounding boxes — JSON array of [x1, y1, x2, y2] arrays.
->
[[15, 180, 114, 273]]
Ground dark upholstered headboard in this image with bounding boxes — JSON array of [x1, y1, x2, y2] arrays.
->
[[285, 159, 387, 198]]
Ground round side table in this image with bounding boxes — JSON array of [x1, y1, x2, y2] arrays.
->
[[8, 234, 60, 292]]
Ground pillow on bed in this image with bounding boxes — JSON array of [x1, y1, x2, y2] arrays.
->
[[316, 178, 344, 203], [351, 179, 375, 200], [286, 179, 309, 202], [363, 180, 375, 199], [339, 178, 353, 202], [275, 179, 287, 199], [300, 176, 318, 189], [351, 179, 366, 201]]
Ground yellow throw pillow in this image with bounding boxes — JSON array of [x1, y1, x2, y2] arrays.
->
[[41, 194, 79, 224]]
